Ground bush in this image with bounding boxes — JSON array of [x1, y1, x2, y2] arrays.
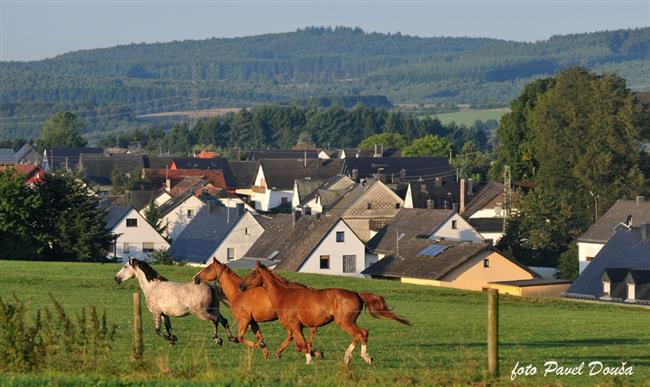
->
[[557, 243, 579, 280], [147, 249, 182, 266], [0, 294, 117, 374]]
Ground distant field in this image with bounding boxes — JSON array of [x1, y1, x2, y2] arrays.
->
[[1, 260, 648, 385], [434, 109, 508, 127]]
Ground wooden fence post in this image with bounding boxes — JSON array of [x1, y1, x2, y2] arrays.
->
[[487, 288, 499, 377], [132, 291, 143, 361]]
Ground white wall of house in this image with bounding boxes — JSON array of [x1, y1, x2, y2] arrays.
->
[[298, 220, 367, 277], [578, 241, 604, 274], [162, 195, 205, 240], [404, 184, 414, 209], [317, 150, 331, 159], [154, 192, 173, 207], [479, 231, 504, 244], [291, 182, 301, 209], [251, 166, 293, 211], [217, 196, 257, 214], [109, 208, 169, 262], [208, 212, 264, 265], [429, 213, 483, 243], [469, 208, 500, 218]]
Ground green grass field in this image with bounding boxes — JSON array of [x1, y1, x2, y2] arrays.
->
[[1, 260, 648, 386], [434, 110, 507, 127]]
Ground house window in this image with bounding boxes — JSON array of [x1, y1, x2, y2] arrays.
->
[[126, 218, 138, 227], [395, 203, 401, 209], [452, 220, 458, 229], [336, 231, 345, 243], [143, 242, 154, 253], [245, 227, 250, 235], [343, 255, 356, 273], [320, 255, 330, 269], [281, 197, 289, 205], [123, 243, 130, 253], [305, 207, 312, 216], [227, 248, 236, 261], [187, 209, 194, 218], [586, 256, 593, 262], [483, 259, 490, 268], [367, 202, 372, 209]]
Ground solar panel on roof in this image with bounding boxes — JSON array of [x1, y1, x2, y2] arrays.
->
[[419, 245, 448, 257]]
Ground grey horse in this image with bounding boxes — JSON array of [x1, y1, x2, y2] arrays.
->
[[114, 257, 235, 346]]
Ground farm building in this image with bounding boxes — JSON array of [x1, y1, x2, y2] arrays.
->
[[576, 196, 650, 274], [564, 224, 650, 304], [106, 206, 169, 261], [362, 238, 536, 291]]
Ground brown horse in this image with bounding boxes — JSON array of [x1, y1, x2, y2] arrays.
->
[[193, 258, 320, 359], [239, 261, 410, 365]]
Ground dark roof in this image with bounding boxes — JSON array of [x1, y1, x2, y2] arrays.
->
[[341, 148, 401, 158], [250, 150, 322, 160], [626, 269, 650, 284], [259, 159, 343, 190], [468, 218, 504, 233], [227, 257, 280, 270], [564, 226, 650, 299], [362, 239, 489, 280], [367, 209, 454, 253], [45, 147, 103, 170], [15, 144, 39, 163], [172, 158, 236, 188], [489, 278, 572, 287], [0, 149, 16, 164], [145, 156, 174, 169], [80, 153, 145, 185], [340, 157, 454, 183], [398, 178, 483, 210], [228, 161, 258, 188], [298, 175, 356, 206], [169, 203, 247, 264], [274, 215, 342, 271], [294, 179, 326, 203], [602, 268, 629, 283], [244, 214, 294, 259], [462, 181, 503, 218], [158, 191, 197, 217], [105, 206, 132, 229], [126, 190, 162, 211], [578, 198, 650, 243]]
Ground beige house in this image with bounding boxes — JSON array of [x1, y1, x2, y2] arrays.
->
[[362, 238, 537, 292], [329, 179, 405, 241]]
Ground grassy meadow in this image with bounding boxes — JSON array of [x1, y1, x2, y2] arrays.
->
[[1, 260, 649, 386], [434, 109, 507, 127]]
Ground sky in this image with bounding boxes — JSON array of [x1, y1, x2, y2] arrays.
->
[[1, 0, 649, 61]]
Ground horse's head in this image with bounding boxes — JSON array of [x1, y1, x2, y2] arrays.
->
[[193, 257, 227, 284], [239, 261, 267, 291], [114, 258, 137, 284]]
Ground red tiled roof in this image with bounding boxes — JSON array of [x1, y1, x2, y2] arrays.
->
[[143, 168, 228, 190]]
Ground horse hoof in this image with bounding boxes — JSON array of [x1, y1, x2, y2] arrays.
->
[[259, 341, 267, 348], [274, 352, 282, 359], [171, 335, 178, 341], [215, 337, 223, 346], [344, 357, 352, 365], [229, 337, 239, 344], [314, 350, 323, 359], [262, 349, 269, 359], [364, 357, 373, 365]]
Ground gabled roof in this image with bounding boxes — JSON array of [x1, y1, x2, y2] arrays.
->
[[362, 239, 488, 280], [169, 203, 248, 263], [126, 190, 162, 211], [565, 227, 650, 299], [328, 179, 403, 217], [80, 153, 146, 185], [274, 215, 343, 271], [601, 268, 629, 283], [578, 198, 650, 243], [244, 214, 294, 260], [228, 161, 258, 188], [259, 159, 343, 190], [400, 178, 482, 210], [143, 168, 228, 190], [250, 150, 322, 160], [340, 148, 401, 158], [294, 178, 326, 202], [158, 191, 199, 217], [298, 174, 355, 206], [625, 269, 650, 284], [45, 147, 103, 170], [105, 206, 132, 230], [15, 144, 39, 163], [468, 218, 504, 233], [0, 164, 45, 184], [367, 209, 455, 253], [340, 157, 454, 183], [462, 181, 504, 217], [0, 149, 16, 164], [171, 158, 236, 188]]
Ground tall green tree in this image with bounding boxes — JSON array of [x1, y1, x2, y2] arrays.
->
[[143, 200, 167, 237], [38, 111, 87, 149], [358, 133, 408, 149], [402, 135, 453, 157], [0, 169, 41, 259]]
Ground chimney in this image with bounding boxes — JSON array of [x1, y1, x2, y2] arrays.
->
[[351, 168, 359, 181], [642, 223, 649, 242], [434, 177, 442, 187], [236, 202, 245, 216], [207, 199, 216, 213], [452, 202, 459, 212], [374, 144, 379, 158], [292, 210, 301, 228], [165, 178, 171, 192], [460, 178, 466, 214], [636, 196, 645, 206], [426, 199, 433, 209], [468, 178, 474, 194]]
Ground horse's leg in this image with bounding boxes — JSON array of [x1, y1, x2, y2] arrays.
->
[[235, 315, 264, 353], [163, 314, 177, 344], [336, 313, 369, 365], [155, 313, 175, 346], [359, 328, 372, 365], [289, 324, 313, 365], [194, 309, 223, 346], [274, 328, 293, 359], [249, 320, 270, 359], [306, 327, 322, 359], [216, 311, 237, 343]]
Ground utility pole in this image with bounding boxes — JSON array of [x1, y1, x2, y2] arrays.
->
[[502, 166, 512, 233], [189, 64, 199, 130]]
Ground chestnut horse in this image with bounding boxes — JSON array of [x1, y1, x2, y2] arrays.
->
[[239, 261, 410, 365], [193, 258, 320, 359]]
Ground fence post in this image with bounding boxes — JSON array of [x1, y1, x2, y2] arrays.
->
[[132, 291, 143, 361], [487, 288, 499, 377]]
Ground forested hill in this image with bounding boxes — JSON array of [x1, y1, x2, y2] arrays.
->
[[1, 26, 649, 139]]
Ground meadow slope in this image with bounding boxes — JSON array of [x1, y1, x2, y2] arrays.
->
[[0, 260, 648, 386]]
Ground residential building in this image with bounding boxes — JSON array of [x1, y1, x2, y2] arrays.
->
[[238, 213, 295, 269], [249, 149, 330, 160], [362, 239, 537, 292], [461, 181, 509, 243], [106, 206, 169, 261], [292, 175, 356, 215], [565, 224, 650, 304], [0, 164, 45, 185], [158, 191, 206, 240], [169, 202, 263, 265], [79, 153, 146, 194], [340, 156, 454, 184], [0, 149, 16, 165], [577, 196, 650, 273], [43, 147, 103, 171]]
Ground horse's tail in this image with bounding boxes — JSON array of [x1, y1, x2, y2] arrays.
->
[[210, 285, 231, 309], [358, 291, 410, 326]]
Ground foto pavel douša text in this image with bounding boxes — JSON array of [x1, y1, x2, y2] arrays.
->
[[511, 361, 634, 380]]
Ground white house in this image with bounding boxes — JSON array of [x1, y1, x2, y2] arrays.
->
[[274, 215, 372, 277], [169, 202, 264, 265], [158, 191, 206, 240], [292, 175, 356, 215], [106, 206, 169, 261], [428, 212, 484, 243]]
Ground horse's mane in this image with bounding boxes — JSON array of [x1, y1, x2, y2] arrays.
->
[[268, 269, 307, 288], [133, 260, 168, 282]]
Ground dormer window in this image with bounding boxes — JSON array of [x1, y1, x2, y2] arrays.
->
[[367, 202, 372, 210]]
